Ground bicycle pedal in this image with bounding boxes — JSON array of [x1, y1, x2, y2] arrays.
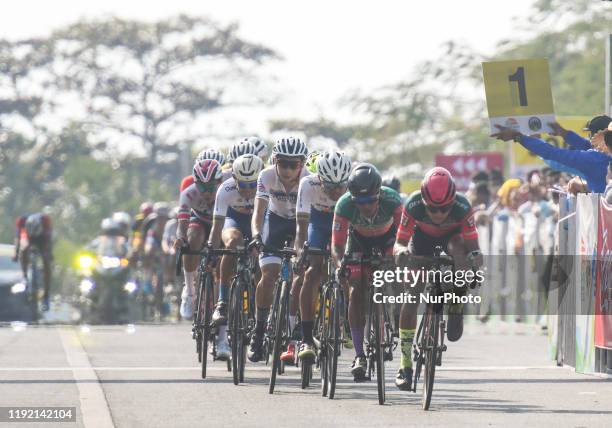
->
[[441, 344, 447, 352]]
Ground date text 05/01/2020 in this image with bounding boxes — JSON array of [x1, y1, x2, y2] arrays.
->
[[373, 292, 481, 305]]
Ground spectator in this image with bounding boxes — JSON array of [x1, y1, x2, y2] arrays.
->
[[491, 115, 612, 193]]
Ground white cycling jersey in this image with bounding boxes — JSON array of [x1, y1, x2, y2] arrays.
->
[[213, 177, 255, 218], [296, 174, 337, 216], [177, 183, 216, 222], [256, 165, 309, 219]]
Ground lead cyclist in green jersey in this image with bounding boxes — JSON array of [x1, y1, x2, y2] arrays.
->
[[331, 163, 402, 380]]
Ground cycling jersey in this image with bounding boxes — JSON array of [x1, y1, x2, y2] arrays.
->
[[296, 174, 337, 215], [213, 177, 254, 238], [332, 187, 402, 251], [297, 174, 338, 249], [178, 183, 216, 223], [396, 191, 477, 243], [16, 214, 52, 242], [256, 165, 309, 219], [213, 177, 255, 218]]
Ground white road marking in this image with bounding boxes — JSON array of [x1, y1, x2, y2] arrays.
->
[[58, 328, 114, 428]]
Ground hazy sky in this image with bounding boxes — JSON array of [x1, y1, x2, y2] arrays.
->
[[0, 1, 536, 121]]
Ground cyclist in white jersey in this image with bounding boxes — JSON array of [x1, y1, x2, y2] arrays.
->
[[207, 154, 264, 359], [295, 150, 352, 362], [247, 137, 309, 362]]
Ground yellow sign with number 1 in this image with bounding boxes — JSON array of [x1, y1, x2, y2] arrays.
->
[[483, 59, 555, 135]]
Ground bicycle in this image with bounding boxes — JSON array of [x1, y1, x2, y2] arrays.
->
[[404, 246, 455, 410], [176, 246, 231, 379], [296, 243, 345, 397], [226, 242, 257, 385], [262, 244, 297, 395], [342, 249, 396, 405], [26, 248, 42, 323]]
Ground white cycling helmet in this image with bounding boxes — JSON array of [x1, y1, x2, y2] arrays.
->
[[272, 137, 308, 159], [317, 150, 352, 184], [232, 154, 264, 182], [228, 141, 256, 163], [112, 211, 132, 228], [246, 136, 269, 160], [197, 148, 225, 166]]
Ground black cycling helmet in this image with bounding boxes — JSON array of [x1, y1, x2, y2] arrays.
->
[[348, 163, 382, 197], [382, 175, 400, 193]]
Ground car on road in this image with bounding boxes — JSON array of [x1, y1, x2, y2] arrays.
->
[[0, 244, 30, 321]]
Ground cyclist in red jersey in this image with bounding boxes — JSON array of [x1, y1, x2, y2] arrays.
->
[[392, 167, 483, 390], [14, 212, 53, 311]]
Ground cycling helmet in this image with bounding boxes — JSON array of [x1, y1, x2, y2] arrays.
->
[[193, 159, 223, 184], [139, 202, 153, 217], [25, 213, 44, 238], [153, 202, 170, 217], [197, 148, 226, 166], [306, 151, 321, 174], [272, 137, 308, 159], [112, 212, 132, 228], [347, 163, 382, 197], [228, 141, 256, 163], [317, 150, 352, 183], [421, 167, 456, 208], [246, 136, 269, 159], [101, 218, 122, 235], [233, 154, 264, 182], [382, 175, 401, 193]]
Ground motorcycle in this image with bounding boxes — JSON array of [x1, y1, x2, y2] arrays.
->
[[75, 236, 135, 324]]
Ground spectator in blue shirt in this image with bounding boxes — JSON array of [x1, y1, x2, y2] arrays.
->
[[491, 115, 612, 193]]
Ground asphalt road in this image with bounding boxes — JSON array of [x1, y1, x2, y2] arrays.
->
[[0, 319, 610, 428]]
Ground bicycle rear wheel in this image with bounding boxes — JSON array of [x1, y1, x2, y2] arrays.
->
[[422, 305, 439, 410], [201, 272, 214, 379], [230, 280, 246, 385], [269, 281, 289, 394]]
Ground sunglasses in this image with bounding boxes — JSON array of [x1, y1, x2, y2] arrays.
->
[[352, 194, 379, 205], [196, 181, 218, 193], [277, 160, 301, 170], [238, 180, 258, 189], [322, 181, 347, 190], [425, 204, 451, 214]]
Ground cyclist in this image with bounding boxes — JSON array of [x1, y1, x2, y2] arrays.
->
[[246, 136, 270, 164], [143, 203, 171, 306], [393, 166, 482, 390], [174, 159, 224, 319], [130, 202, 153, 258], [331, 163, 402, 380], [180, 149, 227, 192], [208, 154, 265, 360], [13, 212, 54, 311], [305, 150, 321, 174], [247, 137, 309, 362], [295, 150, 352, 362], [161, 207, 180, 309], [112, 211, 132, 240]]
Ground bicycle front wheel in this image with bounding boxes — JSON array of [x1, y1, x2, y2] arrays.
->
[[422, 305, 439, 410], [327, 287, 341, 399], [269, 281, 289, 394], [373, 301, 386, 405], [201, 272, 214, 379]]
